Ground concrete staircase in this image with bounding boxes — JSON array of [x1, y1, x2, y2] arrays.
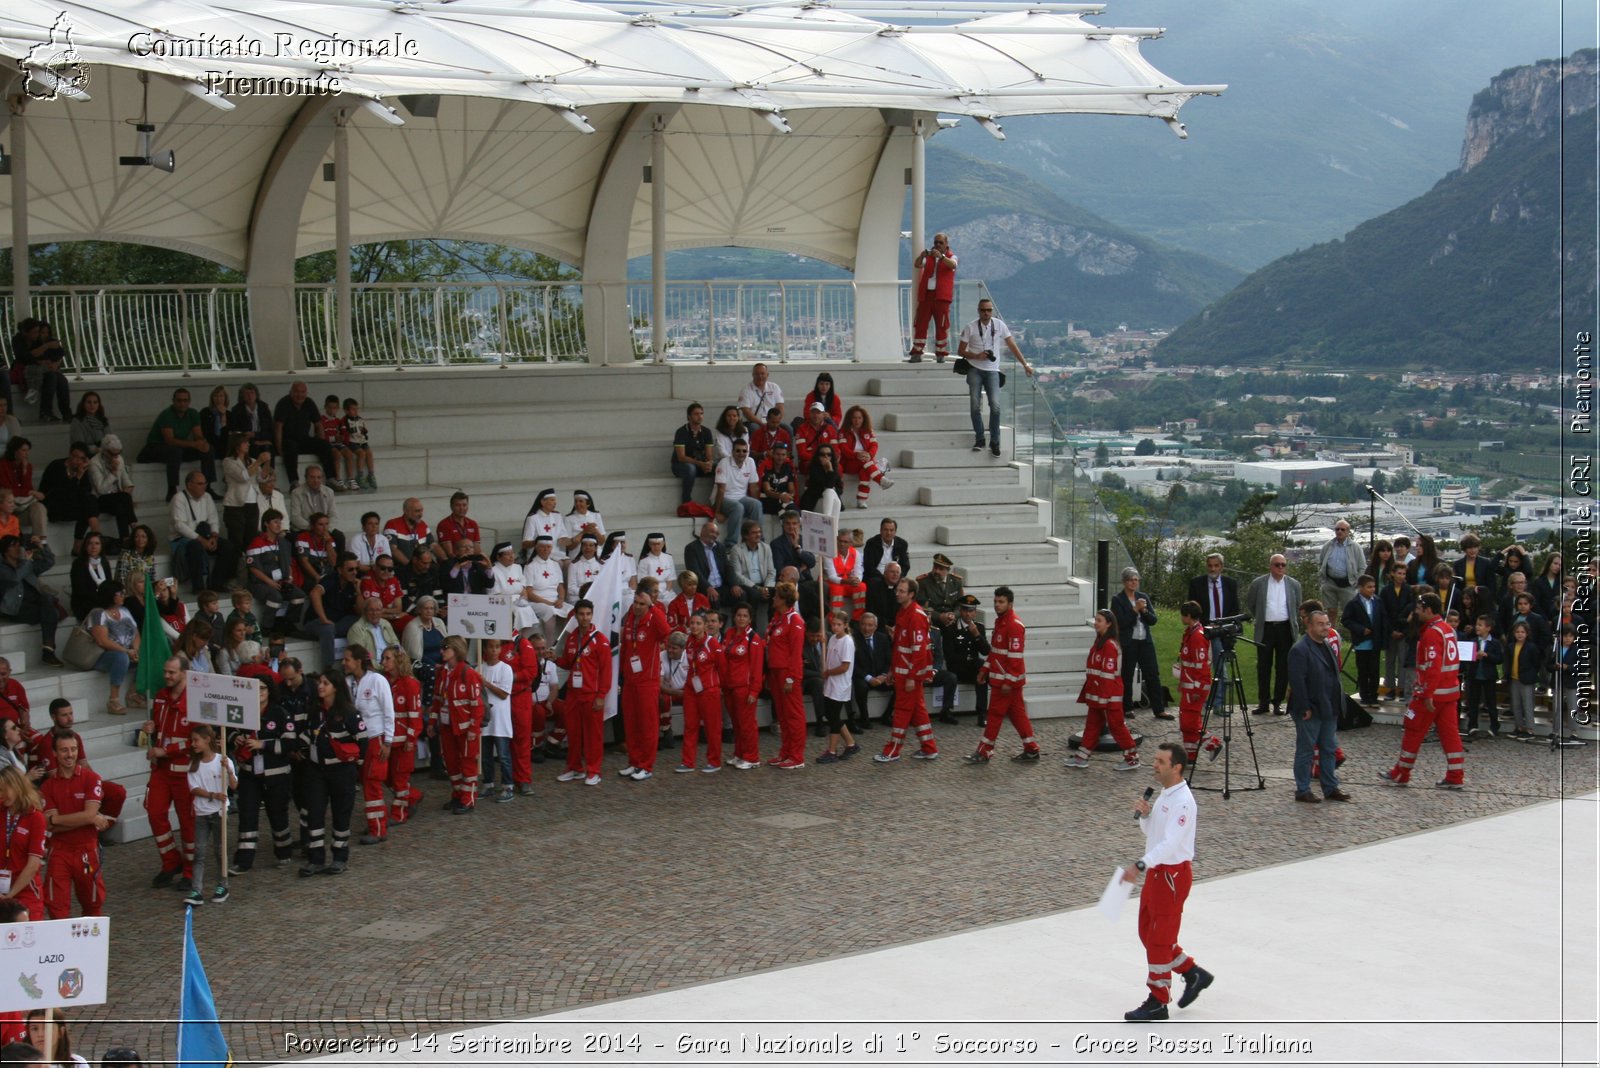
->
[[5, 363, 1096, 844]]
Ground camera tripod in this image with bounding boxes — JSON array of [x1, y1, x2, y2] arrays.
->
[[1187, 637, 1266, 799]]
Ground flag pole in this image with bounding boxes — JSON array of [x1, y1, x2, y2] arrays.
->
[[218, 725, 228, 891]]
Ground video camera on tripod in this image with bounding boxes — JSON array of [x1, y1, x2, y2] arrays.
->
[[1201, 612, 1249, 644]]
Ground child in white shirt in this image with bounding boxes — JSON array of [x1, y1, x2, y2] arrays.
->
[[816, 609, 860, 764], [479, 639, 515, 801], [186, 724, 237, 906]]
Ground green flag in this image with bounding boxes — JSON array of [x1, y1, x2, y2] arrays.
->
[[135, 572, 172, 697]]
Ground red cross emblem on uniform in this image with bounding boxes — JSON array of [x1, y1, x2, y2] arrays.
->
[[656, 566, 666, 577], [540, 569, 552, 581]]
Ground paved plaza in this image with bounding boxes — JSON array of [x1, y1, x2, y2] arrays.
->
[[71, 712, 1597, 1064]]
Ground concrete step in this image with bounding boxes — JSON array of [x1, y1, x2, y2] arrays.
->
[[866, 376, 970, 398], [918, 481, 1032, 507], [936, 522, 1046, 546], [898, 447, 1017, 470]]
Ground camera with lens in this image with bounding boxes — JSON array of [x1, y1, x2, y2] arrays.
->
[[1202, 612, 1249, 643]]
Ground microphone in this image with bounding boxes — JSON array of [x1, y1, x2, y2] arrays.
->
[[1133, 786, 1154, 823]]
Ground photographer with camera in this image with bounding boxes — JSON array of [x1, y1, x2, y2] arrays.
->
[[955, 298, 1033, 457], [0, 535, 63, 666], [1175, 602, 1222, 764], [906, 233, 958, 364]]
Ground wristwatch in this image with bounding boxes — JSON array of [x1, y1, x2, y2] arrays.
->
[[1134, 861, 1147, 873]]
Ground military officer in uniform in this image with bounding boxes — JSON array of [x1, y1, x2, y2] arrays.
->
[[942, 593, 991, 724]]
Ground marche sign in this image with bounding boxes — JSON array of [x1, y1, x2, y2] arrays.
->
[[447, 593, 514, 639]]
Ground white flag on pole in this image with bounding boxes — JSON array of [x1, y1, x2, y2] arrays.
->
[[557, 549, 630, 720]]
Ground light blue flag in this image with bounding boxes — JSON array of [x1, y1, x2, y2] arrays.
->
[[177, 909, 233, 1068]]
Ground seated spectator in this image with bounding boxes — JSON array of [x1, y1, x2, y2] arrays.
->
[[220, 432, 269, 559], [0, 490, 18, 541], [228, 382, 275, 458], [565, 534, 605, 607], [839, 405, 894, 508], [86, 585, 140, 715], [638, 533, 679, 602], [758, 441, 797, 515], [916, 552, 965, 633], [214, 616, 250, 676], [226, 588, 263, 646], [730, 520, 776, 625], [273, 380, 336, 489], [301, 552, 363, 666], [176, 617, 215, 674], [400, 545, 445, 615], [342, 397, 376, 492], [137, 388, 215, 501], [942, 593, 991, 722], [0, 398, 21, 453], [711, 405, 743, 462], [86, 434, 137, 540], [824, 529, 867, 621], [350, 512, 391, 575], [750, 407, 794, 464], [864, 517, 910, 579], [443, 539, 493, 596], [358, 555, 407, 630], [155, 576, 187, 642], [246, 509, 305, 634], [0, 657, 30, 736], [738, 362, 785, 435], [670, 403, 716, 505], [770, 511, 816, 585], [115, 524, 156, 617], [800, 371, 842, 430], [201, 385, 232, 459], [11, 318, 71, 421], [714, 440, 762, 545], [39, 444, 103, 554], [67, 392, 110, 456], [69, 532, 115, 621], [168, 471, 236, 593], [852, 610, 894, 731], [295, 513, 338, 590], [0, 536, 63, 665], [384, 498, 438, 567], [320, 394, 357, 491], [865, 560, 902, 628], [0, 439, 48, 541], [0, 717, 26, 773], [561, 491, 604, 558], [518, 538, 566, 641], [797, 441, 844, 515], [288, 466, 343, 553], [794, 402, 840, 475], [346, 596, 400, 661], [437, 491, 480, 559], [521, 488, 565, 560], [683, 522, 734, 607], [401, 595, 447, 704]]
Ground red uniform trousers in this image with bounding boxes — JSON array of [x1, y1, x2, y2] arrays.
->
[[682, 688, 723, 768], [563, 693, 605, 777], [657, 691, 679, 736], [1390, 699, 1465, 784], [509, 692, 535, 785], [622, 678, 661, 772], [441, 727, 481, 806], [911, 296, 952, 356], [978, 686, 1037, 755], [769, 671, 808, 764], [1081, 703, 1138, 759], [385, 743, 421, 823], [145, 767, 195, 876], [1178, 703, 1222, 763], [45, 843, 104, 919], [1139, 861, 1198, 1004], [361, 742, 390, 838], [884, 681, 938, 757], [726, 686, 761, 764]]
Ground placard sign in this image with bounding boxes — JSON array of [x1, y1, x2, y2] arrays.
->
[[0, 916, 111, 1011], [186, 670, 261, 732], [800, 510, 838, 559], [447, 593, 514, 639]]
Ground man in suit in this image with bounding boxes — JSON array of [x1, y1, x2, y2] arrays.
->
[[1340, 574, 1385, 705], [682, 521, 735, 607], [1244, 554, 1301, 716], [1286, 608, 1351, 803], [852, 611, 894, 732], [1187, 553, 1240, 625], [863, 517, 911, 580], [865, 562, 903, 631], [1111, 567, 1169, 719]]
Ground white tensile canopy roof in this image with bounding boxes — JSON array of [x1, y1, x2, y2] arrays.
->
[[0, 0, 1223, 270]]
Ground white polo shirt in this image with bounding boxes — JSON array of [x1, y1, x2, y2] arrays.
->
[[958, 315, 1012, 372]]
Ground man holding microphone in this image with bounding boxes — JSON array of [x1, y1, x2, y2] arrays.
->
[[1121, 742, 1214, 1021]]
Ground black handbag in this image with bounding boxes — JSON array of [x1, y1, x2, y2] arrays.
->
[[951, 358, 971, 375]]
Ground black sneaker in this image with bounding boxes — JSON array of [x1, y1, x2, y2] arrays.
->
[[172, 876, 192, 892], [323, 861, 347, 874], [1123, 996, 1169, 1022], [40, 647, 63, 668], [210, 885, 230, 904], [1177, 966, 1213, 1008], [1011, 749, 1042, 762], [298, 863, 326, 877], [990, 443, 1002, 457], [151, 869, 175, 889], [971, 441, 985, 452]]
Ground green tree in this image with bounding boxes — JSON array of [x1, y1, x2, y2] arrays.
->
[[1134, 438, 1156, 456], [1094, 444, 1110, 466]]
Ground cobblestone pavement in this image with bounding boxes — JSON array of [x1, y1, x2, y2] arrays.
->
[[72, 711, 1597, 1063]]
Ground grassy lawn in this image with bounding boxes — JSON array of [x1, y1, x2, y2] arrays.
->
[[1145, 610, 1264, 707]]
